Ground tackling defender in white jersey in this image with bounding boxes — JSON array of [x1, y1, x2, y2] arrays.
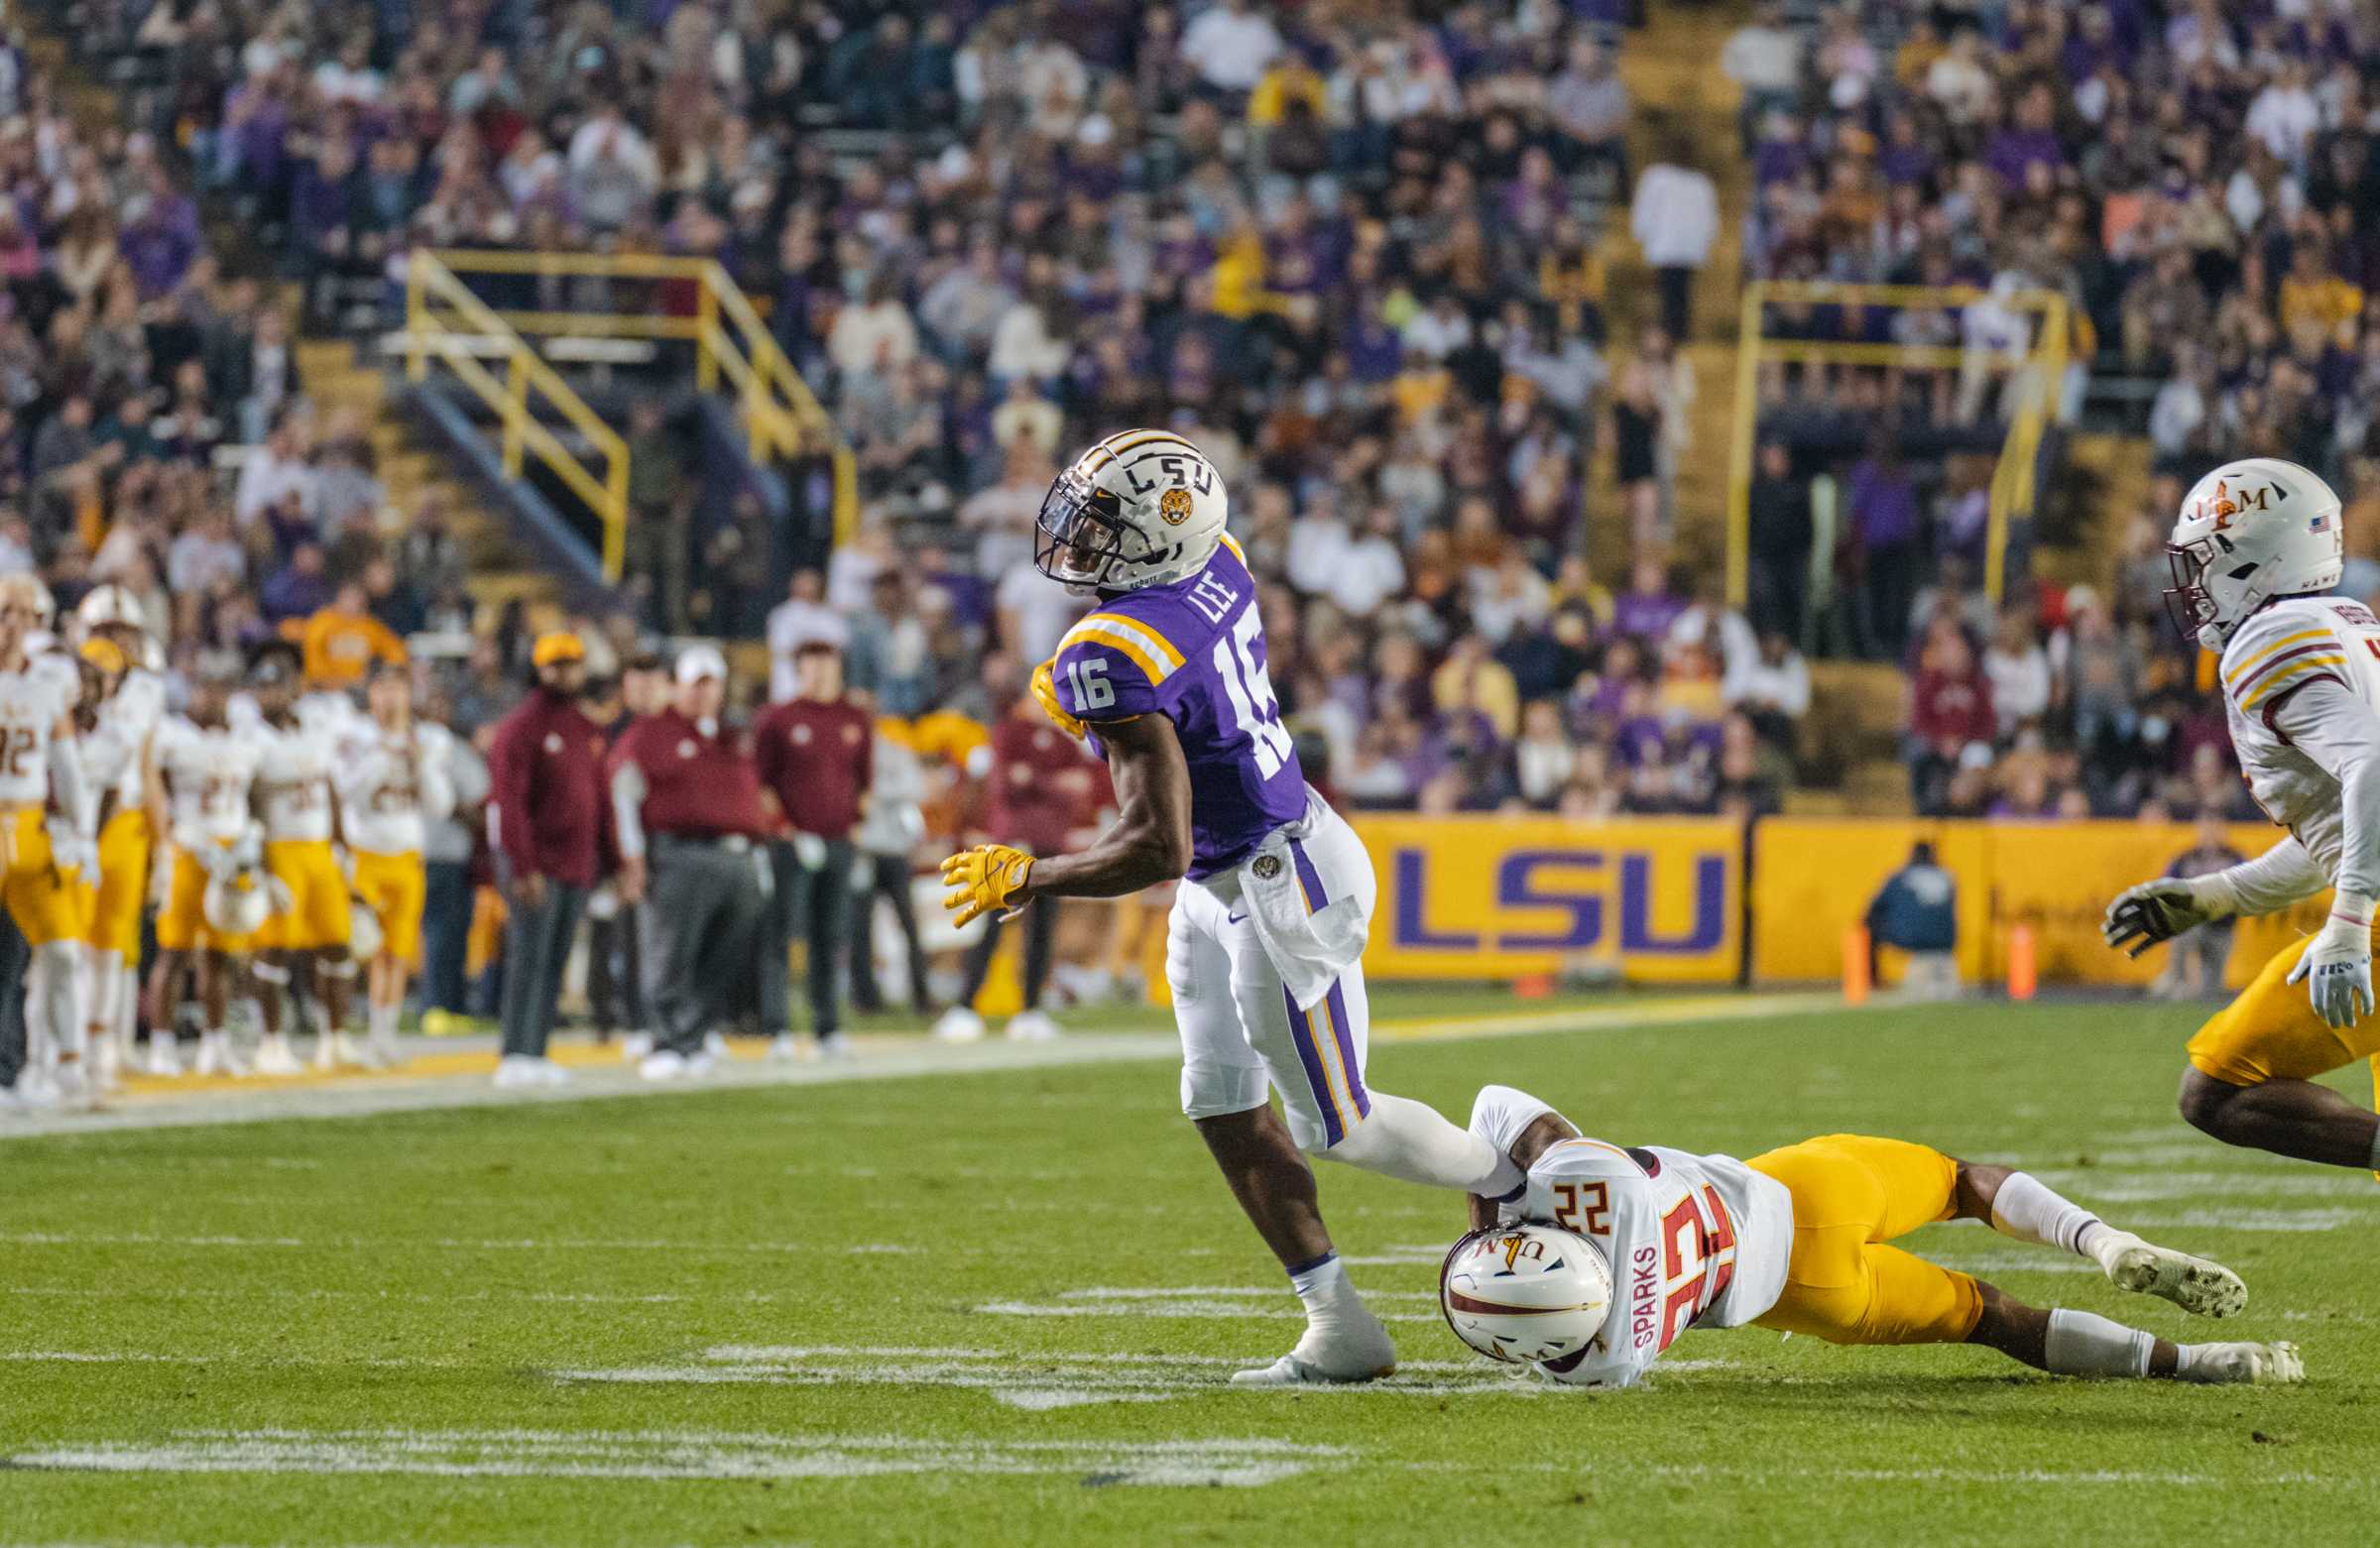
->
[[1444, 1086, 2300, 1387], [2103, 459, 2380, 1172]]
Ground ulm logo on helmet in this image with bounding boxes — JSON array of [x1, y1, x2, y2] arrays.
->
[[2200, 477, 2279, 530], [1157, 487, 1194, 526]]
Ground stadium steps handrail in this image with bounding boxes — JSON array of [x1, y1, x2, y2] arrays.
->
[[416, 248, 859, 549], [402, 250, 631, 581]]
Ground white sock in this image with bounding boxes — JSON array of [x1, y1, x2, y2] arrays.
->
[[1322, 1091, 1525, 1194], [369, 1002, 398, 1046], [2043, 1307, 2155, 1377], [35, 942, 83, 1067], [1989, 1172, 2118, 1264], [1288, 1251, 1357, 1313]]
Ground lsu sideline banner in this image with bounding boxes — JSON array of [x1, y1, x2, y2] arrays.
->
[[1350, 816, 1743, 984], [1751, 819, 2325, 988]]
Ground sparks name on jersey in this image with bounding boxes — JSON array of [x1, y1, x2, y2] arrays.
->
[[2217, 595, 2380, 882], [1047, 536, 1306, 878], [152, 716, 262, 843], [0, 655, 76, 807]]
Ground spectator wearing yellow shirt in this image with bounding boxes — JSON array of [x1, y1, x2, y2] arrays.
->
[[1247, 54, 1326, 127], [299, 580, 407, 688], [2278, 244, 2362, 337]]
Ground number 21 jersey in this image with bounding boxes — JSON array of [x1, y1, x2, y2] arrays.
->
[[1047, 536, 1305, 879]]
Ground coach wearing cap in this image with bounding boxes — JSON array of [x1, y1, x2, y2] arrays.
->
[[607, 644, 771, 1080], [484, 632, 606, 1087]]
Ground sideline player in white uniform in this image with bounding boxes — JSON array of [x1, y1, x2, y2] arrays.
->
[[335, 660, 453, 1065], [939, 430, 1527, 1385], [1447, 1085, 2300, 1387], [238, 646, 353, 1075], [0, 573, 94, 1106], [2103, 459, 2380, 1172], [145, 667, 266, 1076], [71, 585, 166, 1092]]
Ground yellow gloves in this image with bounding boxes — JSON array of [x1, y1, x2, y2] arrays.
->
[[1030, 658, 1087, 738], [940, 844, 1035, 926]]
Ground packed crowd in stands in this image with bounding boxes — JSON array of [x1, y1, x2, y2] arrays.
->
[[1728, 0, 2380, 818], [21, 0, 2361, 840]]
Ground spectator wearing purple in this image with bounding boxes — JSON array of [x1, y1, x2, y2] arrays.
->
[[261, 540, 332, 623], [120, 168, 200, 300], [1848, 439, 1921, 661]]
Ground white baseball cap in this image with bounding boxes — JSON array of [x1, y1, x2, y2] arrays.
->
[[675, 644, 728, 685]]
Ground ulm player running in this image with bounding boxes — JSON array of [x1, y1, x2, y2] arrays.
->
[[2104, 459, 2380, 1172], [941, 429, 1527, 1386], [1444, 1085, 2300, 1387]]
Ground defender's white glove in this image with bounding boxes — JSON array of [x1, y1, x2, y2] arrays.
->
[[2101, 877, 2230, 958], [45, 821, 94, 878], [2288, 895, 2375, 1029]]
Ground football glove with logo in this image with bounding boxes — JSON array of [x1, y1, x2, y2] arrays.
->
[[2287, 895, 2375, 1029], [2101, 877, 2232, 958], [940, 844, 1034, 927]]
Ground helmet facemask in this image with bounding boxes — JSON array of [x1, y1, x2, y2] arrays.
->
[[1034, 469, 1135, 592], [2162, 534, 2234, 646]]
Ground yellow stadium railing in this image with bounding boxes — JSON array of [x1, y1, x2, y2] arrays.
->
[[405, 250, 631, 580], [418, 249, 859, 545], [1725, 281, 2071, 610]]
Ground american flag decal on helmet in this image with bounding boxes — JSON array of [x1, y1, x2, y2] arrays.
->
[[2311, 512, 2332, 532]]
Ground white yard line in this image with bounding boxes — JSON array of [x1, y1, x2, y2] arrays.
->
[[0, 993, 1843, 1140]]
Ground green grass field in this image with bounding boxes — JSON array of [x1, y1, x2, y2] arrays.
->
[[3, 996, 2375, 1546]]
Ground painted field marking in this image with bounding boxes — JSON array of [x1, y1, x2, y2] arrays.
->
[[975, 1283, 1440, 1324], [9, 1427, 1347, 1488], [552, 1342, 1555, 1409]]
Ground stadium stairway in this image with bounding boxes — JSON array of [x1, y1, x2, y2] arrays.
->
[[1596, 2, 1751, 582], [296, 339, 560, 618]]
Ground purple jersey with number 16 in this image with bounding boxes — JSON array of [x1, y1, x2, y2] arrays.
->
[[1048, 535, 1306, 879]]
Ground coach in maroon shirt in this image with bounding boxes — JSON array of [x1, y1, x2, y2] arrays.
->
[[607, 644, 772, 1077], [754, 640, 872, 1054], [485, 633, 607, 1080]]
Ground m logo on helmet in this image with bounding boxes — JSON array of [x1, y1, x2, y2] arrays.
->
[[2204, 478, 2274, 530], [1157, 487, 1194, 526]]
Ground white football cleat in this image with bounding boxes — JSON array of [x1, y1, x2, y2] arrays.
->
[[144, 1035, 181, 1078], [192, 1031, 249, 1078], [815, 1031, 854, 1061], [2179, 1341, 2305, 1385], [2101, 1234, 2247, 1319], [621, 1032, 654, 1062], [532, 1057, 572, 1086], [1005, 1010, 1060, 1042], [1230, 1311, 1398, 1387], [492, 1055, 542, 1090], [639, 1050, 686, 1081], [931, 1007, 986, 1043], [253, 1034, 303, 1077]]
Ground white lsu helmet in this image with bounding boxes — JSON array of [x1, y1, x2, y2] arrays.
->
[[2165, 458, 2343, 652], [202, 868, 276, 939], [1439, 1222, 1612, 1368], [1034, 428, 1228, 594]]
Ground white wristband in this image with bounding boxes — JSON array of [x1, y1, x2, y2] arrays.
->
[[2330, 890, 2376, 932]]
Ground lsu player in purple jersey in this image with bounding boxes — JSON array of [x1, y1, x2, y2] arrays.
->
[[942, 428, 1529, 1385], [1442, 1085, 2300, 1388]]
